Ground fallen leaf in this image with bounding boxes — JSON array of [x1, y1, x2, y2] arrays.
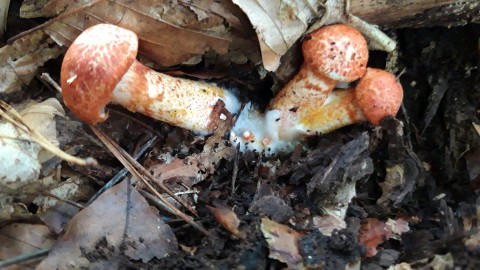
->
[[0, 30, 63, 93], [232, 0, 319, 71], [261, 217, 305, 269], [0, 98, 64, 194], [21, 0, 257, 67], [206, 202, 245, 238], [312, 214, 346, 236], [307, 132, 373, 222], [250, 195, 294, 223], [249, 182, 293, 223], [359, 217, 410, 258], [0, 223, 55, 270], [359, 218, 391, 257], [40, 201, 80, 234], [37, 180, 177, 269], [0, 0, 9, 38], [149, 115, 234, 187], [387, 262, 413, 270], [386, 218, 410, 236], [429, 253, 454, 270]]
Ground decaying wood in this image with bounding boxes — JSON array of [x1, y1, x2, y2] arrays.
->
[[349, 0, 479, 28]]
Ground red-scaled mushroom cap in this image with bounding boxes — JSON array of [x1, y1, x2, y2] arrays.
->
[[61, 24, 138, 124], [302, 24, 369, 82], [355, 68, 403, 125]]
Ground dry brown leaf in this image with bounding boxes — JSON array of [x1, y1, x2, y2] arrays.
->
[[359, 217, 411, 258], [232, 0, 319, 71], [312, 214, 347, 236], [149, 117, 234, 187], [0, 223, 55, 270], [0, 30, 63, 93], [206, 202, 245, 238], [0, 0, 9, 38], [37, 180, 177, 269], [21, 0, 257, 67], [40, 201, 80, 234], [377, 164, 406, 206], [20, 0, 51, 18], [261, 217, 305, 269], [358, 218, 391, 257]]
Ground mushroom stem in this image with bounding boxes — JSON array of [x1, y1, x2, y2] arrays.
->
[[111, 60, 240, 134], [299, 89, 365, 134], [269, 65, 336, 112], [300, 69, 403, 133]]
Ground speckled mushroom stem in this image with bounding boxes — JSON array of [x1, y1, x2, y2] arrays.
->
[[111, 60, 239, 134], [269, 67, 336, 112], [299, 68, 403, 133], [299, 88, 365, 134]]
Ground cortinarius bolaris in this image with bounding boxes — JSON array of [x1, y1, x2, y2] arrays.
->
[[61, 24, 240, 134], [61, 23, 403, 156], [231, 24, 372, 153]]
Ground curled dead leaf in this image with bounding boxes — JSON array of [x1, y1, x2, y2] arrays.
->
[[207, 202, 245, 239]]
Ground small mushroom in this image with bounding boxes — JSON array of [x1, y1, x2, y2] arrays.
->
[[61, 24, 240, 134], [300, 68, 403, 133], [269, 24, 369, 113], [231, 24, 369, 153]]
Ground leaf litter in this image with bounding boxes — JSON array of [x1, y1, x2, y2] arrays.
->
[[0, 1, 479, 269], [37, 179, 177, 269]]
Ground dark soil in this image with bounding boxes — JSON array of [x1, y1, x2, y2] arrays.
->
[[142, 24, 480, 269], [3, 4, 480, 269]]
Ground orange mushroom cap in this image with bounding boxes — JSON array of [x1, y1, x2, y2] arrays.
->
[[302, 24, 369, 82], [355, 68, 403, 125], [60, 24, 138, 124]]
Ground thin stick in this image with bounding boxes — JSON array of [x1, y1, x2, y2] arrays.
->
[[0, 101, 96, 166], [86, 135, 157, 206], [42, 192, 85, 209], [90, 126, 210, 236], [7, 0, 107, 44], [90, 126, 198, 216], [0, 248, 50, 268]]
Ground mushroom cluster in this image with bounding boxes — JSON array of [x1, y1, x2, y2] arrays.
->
[[230, 24, 403, 154], [60, 24, 403, 155]]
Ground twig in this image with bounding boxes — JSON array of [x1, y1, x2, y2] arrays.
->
[[91, 126, 198, 216], [0, 248, 50, 268], [312, 0, 397, 52], [40, 73, 62, 93], [7, 0, 107, 44], [0, 101, 97, 166], [231, 144, 240, 195], [90, 125, 210, 236], [42, 192, 85, 209], [86, 135, 157, 206], [138, 189, 177, 216]]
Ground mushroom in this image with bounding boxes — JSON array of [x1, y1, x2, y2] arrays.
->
[[298, 68, 403, 133], [231, 24, 369, 153], [269, 24, 368, 113], [61, 24, 240, 134], [230, 68, 403, 154]]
